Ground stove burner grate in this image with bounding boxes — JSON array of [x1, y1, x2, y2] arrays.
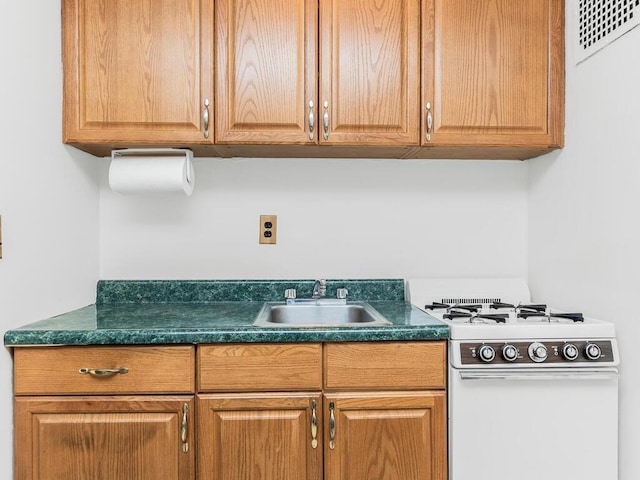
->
[[518, 312, 585, 323], [443, 312, 509, 324], [425, 300, 585, 325]]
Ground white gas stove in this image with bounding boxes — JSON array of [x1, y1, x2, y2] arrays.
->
[[407, 278, 619, 480], [407, 277, 619, 367]]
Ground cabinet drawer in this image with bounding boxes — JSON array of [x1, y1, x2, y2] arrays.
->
[[324, 341, 446, 390], [13, 346, 195, 395], [198, 343, 322, 392]]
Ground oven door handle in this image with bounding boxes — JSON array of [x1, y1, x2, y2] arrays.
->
[[458, 368, 619, 381]]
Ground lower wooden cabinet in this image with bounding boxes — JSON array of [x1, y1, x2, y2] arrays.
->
[[13, 342, 446, 480], [197, 341, 447, 480], [197, 391, 447, 480], [198, 390, 446, 480], [325, 392, 446, 480], [12, 346, 197, 480], [198, 393, 323, 480], [14, 396, 195, 480]]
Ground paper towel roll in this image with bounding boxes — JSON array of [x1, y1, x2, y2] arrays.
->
[[108, 148, 195, 196]]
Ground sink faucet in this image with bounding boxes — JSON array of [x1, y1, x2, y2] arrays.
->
[[283, 280, 347, 305], [312, 279, 327, 299]]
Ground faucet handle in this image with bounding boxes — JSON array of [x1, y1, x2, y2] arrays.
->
[[284, 288, 297, 300], [336, 288, 348, 300]]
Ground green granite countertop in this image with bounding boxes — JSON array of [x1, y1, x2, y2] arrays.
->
[[3, 280, 448, 346]]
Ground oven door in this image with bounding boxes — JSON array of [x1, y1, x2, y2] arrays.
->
[[449, 367, 618, 480]]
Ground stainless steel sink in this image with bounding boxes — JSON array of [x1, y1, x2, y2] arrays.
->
[[253, 301, 392, 328]]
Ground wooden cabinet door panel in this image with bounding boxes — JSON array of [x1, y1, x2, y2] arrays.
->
[[320, 0, 420, 145], [198, 393, 323, 480], [325, 392, 447, 480], [15, 396, 194, 480], [422, 0, 564, 147], [63, 0, 214, 145], [215, 0, 318, 143]]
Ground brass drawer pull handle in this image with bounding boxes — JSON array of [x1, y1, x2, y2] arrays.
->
[[329, 401, 336, 450], [426, 102, 433, 142], [308, 101, 315, 141], [322, 100, 329, 141], [181, 404, 189, 453], [78, 367, 128, 377], [311, 400, 318, 449], [203, 98, 210, 139]]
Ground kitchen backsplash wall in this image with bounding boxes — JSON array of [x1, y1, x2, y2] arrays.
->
[[99, 158, 528, 281]]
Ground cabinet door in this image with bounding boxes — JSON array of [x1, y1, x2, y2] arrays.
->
[[215, 0, 318, 143], [422, 0, 564, 147], [63, 0, 214, 151], [198, 393, 323, 480], [324, 392, 447, 480], [14, 396, 195, 480], [319, 0, 421, 145]]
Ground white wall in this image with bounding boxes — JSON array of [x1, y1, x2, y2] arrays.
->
[[528, 11, 640, 480], [0, 3, 100, 477], [100, 158, 528, 280]]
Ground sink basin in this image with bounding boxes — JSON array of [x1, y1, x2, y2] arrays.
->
[[253, 301, 392, 328]]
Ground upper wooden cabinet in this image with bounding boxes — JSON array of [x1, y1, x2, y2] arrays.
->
[[421, 0, 564, 150], [319, 0, 421, 145], [216, 0, 419, 146], [62, 0, 214, 155], [215, 0, 318, 144], [62, 0, 564, 158]]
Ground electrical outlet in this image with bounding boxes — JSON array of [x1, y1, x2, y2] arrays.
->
[[259, 215, 277, 244]]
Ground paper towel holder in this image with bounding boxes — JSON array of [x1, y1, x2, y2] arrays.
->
[[111, 148, 194, 185]]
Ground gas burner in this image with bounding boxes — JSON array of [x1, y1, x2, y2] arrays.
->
[[489, 302, 548, 313], [517, 312, 584, 323], [490, 301, 516, 309], [517, 304, 548, 313], [451, 304, 482, 313], [443, 312, 508, 324], [424, 302, 449, 310], [424, 302, 483, 313]]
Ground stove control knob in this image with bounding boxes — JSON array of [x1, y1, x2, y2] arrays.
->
[[528, 342, 548, 363], [585, 343, 602, 360], [502, 344, 518, 362], [562, 343, 579, 361], [478, 345, 496, 363]]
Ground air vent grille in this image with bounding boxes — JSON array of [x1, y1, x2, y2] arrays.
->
[[577, 0, 640, 63], [441, 297, 501, 305]]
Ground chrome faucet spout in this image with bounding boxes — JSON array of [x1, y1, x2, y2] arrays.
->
[[312, 279, 327, 299]]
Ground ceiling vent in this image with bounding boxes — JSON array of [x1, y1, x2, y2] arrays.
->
[[576, 0, 640, 63]]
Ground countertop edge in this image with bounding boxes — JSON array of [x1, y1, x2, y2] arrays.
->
[[4, 325, 450, 346]]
